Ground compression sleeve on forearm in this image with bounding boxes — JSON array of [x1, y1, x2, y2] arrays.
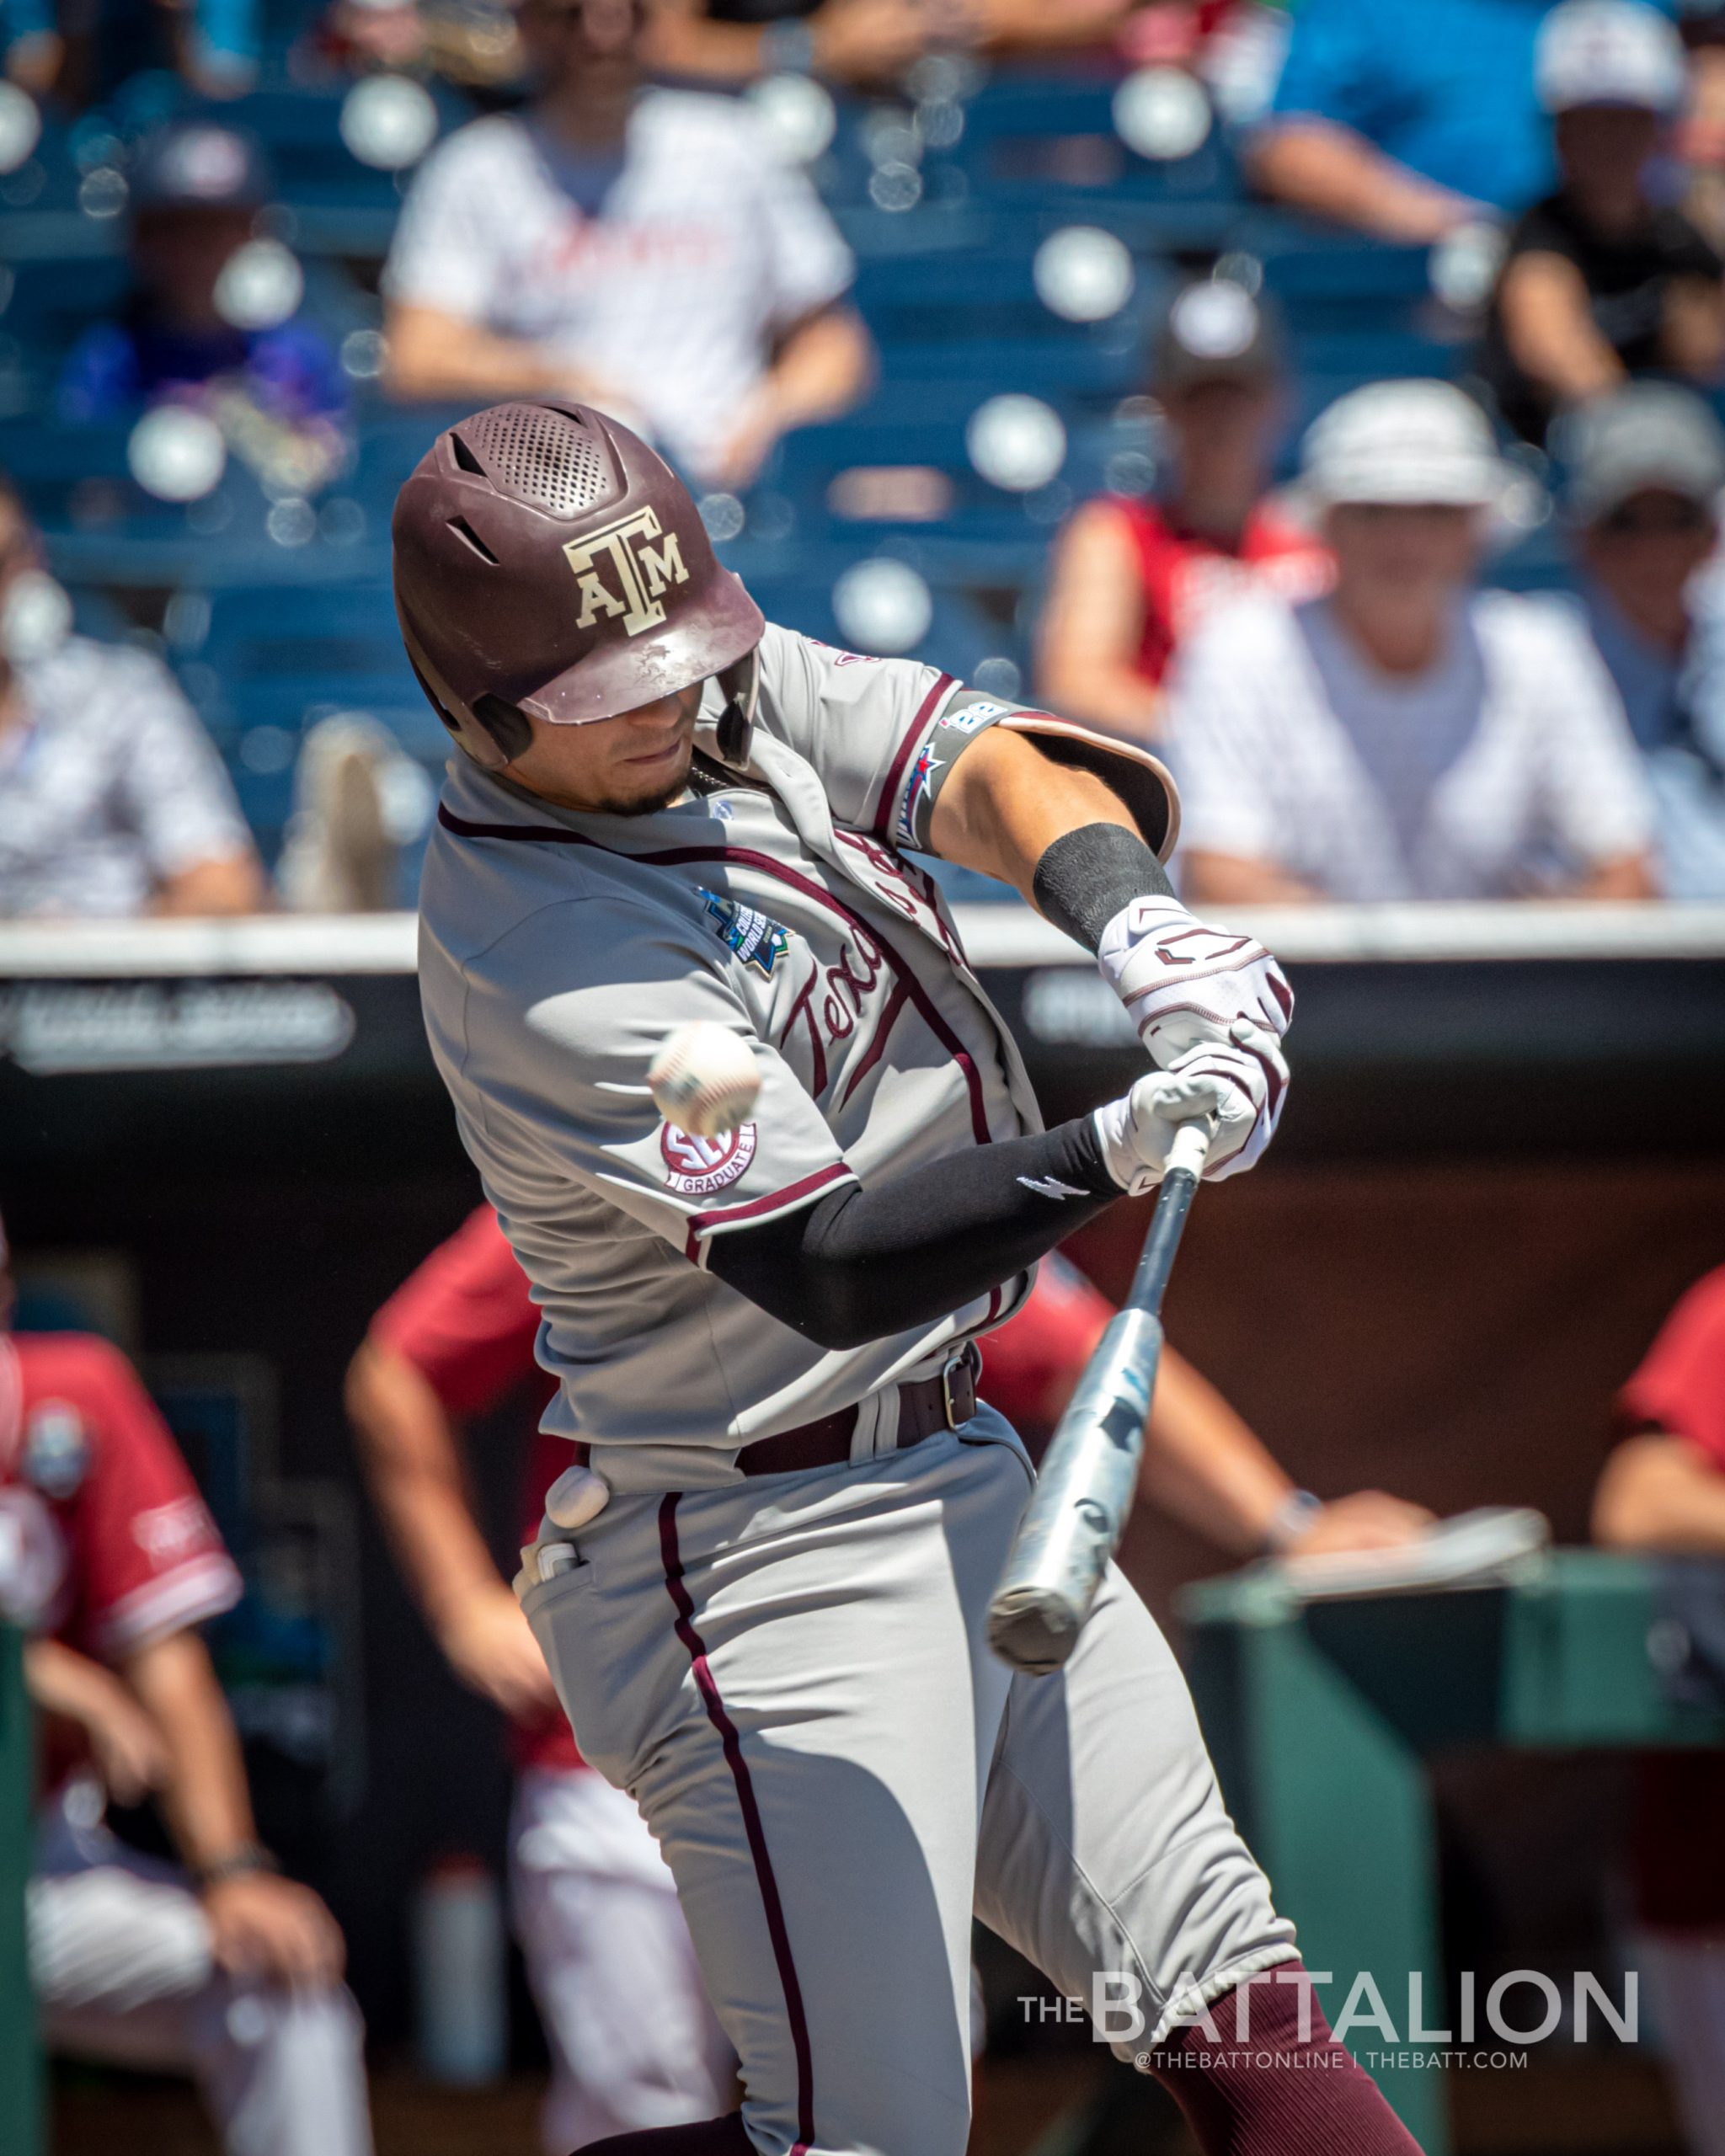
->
[[706, 1115, 1119, 1350], [1032, 822, 1177, 953]]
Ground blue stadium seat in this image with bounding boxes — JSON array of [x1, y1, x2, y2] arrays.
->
[[0, 408, 403, 588], [924, 71, 1242, 234], [0, 253, 133, 355], [170, 576, 445, 871], [98, 76, 475, 258], [174, 579, 425, 722], [747, 573, 1023, 689]]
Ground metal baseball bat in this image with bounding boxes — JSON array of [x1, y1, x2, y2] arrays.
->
[[987, 1118, 1213, 1676]]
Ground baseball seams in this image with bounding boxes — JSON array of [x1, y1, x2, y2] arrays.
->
[[649, 1020, 763, 1138]]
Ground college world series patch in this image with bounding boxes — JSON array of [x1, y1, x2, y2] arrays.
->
[[699, 889, 789, 978]]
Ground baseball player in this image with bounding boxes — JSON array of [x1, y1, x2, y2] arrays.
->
[[397, 398, 1421, 2156], [348, 1208, 1429, 2148], [0, 1210, 373, 2156]]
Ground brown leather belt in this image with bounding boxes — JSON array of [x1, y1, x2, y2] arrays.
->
[[571, 1343, 981, 1481], [735, 1342, 980, 1477]]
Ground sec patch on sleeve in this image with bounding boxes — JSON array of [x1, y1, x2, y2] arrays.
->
[[660, 1122, 759, 1196]]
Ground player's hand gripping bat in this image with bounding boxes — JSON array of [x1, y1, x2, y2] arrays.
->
[[987, 1118, 1212, 1676]]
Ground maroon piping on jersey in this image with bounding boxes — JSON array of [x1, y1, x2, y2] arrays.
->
[[870, 672, 956, 841], [658, 1495, 816, 2156], [682, 1160, 857, 1265], [436, 805, 994, 1145]]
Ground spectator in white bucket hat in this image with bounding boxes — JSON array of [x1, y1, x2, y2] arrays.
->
[[1167, 379, 1661, 902]]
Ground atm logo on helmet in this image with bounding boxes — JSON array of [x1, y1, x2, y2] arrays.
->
[[563, 507, 691, 636]]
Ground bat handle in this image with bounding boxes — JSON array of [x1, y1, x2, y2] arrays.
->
[[1164, 1117, 1212, 1182], [1124, 1113, 1213, 1318]]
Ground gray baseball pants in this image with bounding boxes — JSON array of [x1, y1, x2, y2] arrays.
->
[[519, 1407, 1297, 2156]]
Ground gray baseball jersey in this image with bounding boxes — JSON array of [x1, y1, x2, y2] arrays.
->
[[418, 623, 1167, 1489]]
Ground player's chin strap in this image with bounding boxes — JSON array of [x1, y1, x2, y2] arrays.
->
[[711, 648, 761, 770]]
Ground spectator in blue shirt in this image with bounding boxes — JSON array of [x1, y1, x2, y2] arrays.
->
[[1247, 0, 1681, 244], [58, 122, 349, 496], [1564, 383, 1725, 896]]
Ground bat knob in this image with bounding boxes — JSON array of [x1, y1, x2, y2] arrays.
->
[[987, 1587, 1081, 1677]]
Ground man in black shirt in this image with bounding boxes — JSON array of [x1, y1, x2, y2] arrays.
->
[[1482, 0, 1724, 445]]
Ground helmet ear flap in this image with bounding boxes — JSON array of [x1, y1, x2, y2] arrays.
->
[[713, 648, 760, 768], [404, 638, 527, 771], [472, 694, 535, 762]]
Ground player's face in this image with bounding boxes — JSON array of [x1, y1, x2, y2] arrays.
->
[[507, 681, 703, 815]]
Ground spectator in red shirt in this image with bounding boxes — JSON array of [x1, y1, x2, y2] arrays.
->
[[1593, 1262, 1725, 2156], [0, 1212, 373, 2156], [1598, 1264, 1725, 1548], [348, 1209, 734, 2153], [345, 1208, 1429, 2148], [1036, 279, 1331, 744]]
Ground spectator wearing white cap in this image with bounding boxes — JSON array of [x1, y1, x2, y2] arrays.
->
[[1564, 381, 1725, 894], [1036, 279, 1331, 742], [1167, 380, 1659, 903], [1483, 0, 1722, 444]]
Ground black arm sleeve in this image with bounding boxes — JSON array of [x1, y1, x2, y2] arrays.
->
[[1032, 823, 1174, 953], [707, 1114, 1119, 1350]]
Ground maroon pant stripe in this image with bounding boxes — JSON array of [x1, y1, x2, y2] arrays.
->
[[657, 1494, 816, 2156]]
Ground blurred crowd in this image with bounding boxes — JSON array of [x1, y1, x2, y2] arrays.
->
[[3, 0, 1725, 915], [0, 0, 1725, 914]]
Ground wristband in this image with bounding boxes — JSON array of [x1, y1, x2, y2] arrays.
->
[[1265, 1490, 1323, 1554], [1032, 825, 1176, 954], [195, 1842, 279, 1888]]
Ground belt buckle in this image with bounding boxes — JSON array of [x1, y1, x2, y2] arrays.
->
[[942, 1342, 980, 1431]]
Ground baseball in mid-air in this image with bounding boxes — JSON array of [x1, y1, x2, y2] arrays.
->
[[649, 1021, 761, 1138]]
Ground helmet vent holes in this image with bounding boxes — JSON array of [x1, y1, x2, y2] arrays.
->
[[463, 403, 611, 516], [447, 515, 499, 563], [449, 430, 484, 475]]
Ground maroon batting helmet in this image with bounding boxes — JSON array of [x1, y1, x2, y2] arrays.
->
[[392, 400, 765, 771]]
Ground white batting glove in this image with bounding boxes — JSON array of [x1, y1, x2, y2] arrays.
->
[[1092, 1057, 1249, 1193], [1096, 898, 1293, 1171]]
